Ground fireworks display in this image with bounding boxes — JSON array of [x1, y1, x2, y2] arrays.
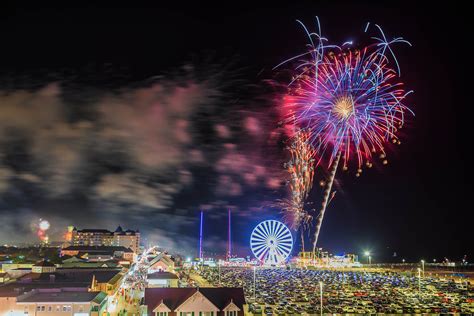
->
[[35, 219, 51, 243], [280, 129, 316, 230], [276, 18, 414, 255]]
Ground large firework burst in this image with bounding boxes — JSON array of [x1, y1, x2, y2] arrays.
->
[[276, 18, 414, 257]]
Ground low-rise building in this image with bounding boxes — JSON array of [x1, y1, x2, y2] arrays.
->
[[142, 287, 246, 316], [0, 286, 108, 316], [147, 272, 179, 288], [16, 267, 124, 295], [148, 254, 175, 273], [60, 256, 119, 269], [61, 245, 135, 262], [0, 272, 10, 283], [32, 261, 57, 274], [17, 288, 108, 316]]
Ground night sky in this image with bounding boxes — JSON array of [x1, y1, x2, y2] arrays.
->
[[0, 3, 471, 262]]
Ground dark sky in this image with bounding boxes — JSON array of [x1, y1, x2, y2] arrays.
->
[[0, 3, 471, 262]]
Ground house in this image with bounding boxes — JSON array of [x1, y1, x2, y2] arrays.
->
[[16, 268, 124, 295], [60, 256, 119, 269], [0, 272, 10, 283], [147, 271, 179, 288], [16, 288, 108, 316], [148, 253, 175, 273], [61, 245, 135, 261], [143, 287, 246, 316], [0, 284, 26, 315], [32, 260, 57, 274]]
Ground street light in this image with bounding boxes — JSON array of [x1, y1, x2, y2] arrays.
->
[[421, 260, 425, 278], [417, 268, 421, 292], [319, 281, 323, 316], [253, 266, 256, 302], [218, 261, 221, 286], [364, 251, 371, 265]]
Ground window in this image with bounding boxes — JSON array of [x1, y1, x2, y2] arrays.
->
[[48, 306, 52, 312], [226, 312, 237, 316], [36, 306, 41, 311], [156, 313, 168, 316]]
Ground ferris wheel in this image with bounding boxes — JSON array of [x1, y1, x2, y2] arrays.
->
[[250, 220, 293, 265]]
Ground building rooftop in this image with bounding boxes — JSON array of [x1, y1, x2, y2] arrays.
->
[[17, 268, 122, 284], [144, 287, 246, 313], [33, 260, 56, 267], [147, 271, 179, 280], [149, 253, 174, 266], [17, 289, 106, 303], [62, 245, 133, 253], [74, 227, 139, 235], [0, 284, 88, 297], [77, 229, 112, 234]]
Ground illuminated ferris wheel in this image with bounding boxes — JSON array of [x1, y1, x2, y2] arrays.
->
[[250, 220, 293, 265]]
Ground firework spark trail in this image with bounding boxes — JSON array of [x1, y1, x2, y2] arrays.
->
[[275, 129, 316, 252], [276, 18, 414, 257]]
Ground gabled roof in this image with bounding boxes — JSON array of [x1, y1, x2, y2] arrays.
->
[[199, 288, 246, 310], [145, 288, 196, 312], [149, 253, 174, 267], [175, 290, 219, 312], [152, 300, 172, 313], [144, 288, 245, 315], [62, 256, 84, 263]]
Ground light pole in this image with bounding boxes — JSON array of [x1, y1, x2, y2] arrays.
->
[[218, 261, 221, 286], [253, 266, 256, 302], [319, 281, 323, 316], [417, 268, 421, 292], [342, 265, 345, 287], [364, 251, 371, 265], [421, 260, 425, 278]]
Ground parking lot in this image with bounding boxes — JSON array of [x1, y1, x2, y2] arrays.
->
[[198, 267, 474, 314]]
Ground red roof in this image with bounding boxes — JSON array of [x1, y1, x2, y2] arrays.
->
[[144, 287, 245, 315]]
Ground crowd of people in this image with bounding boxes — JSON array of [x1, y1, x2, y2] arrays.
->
[[198, 267, 474, 314]]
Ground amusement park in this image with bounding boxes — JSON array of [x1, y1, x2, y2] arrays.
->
[[186, 211, 359, 269]]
